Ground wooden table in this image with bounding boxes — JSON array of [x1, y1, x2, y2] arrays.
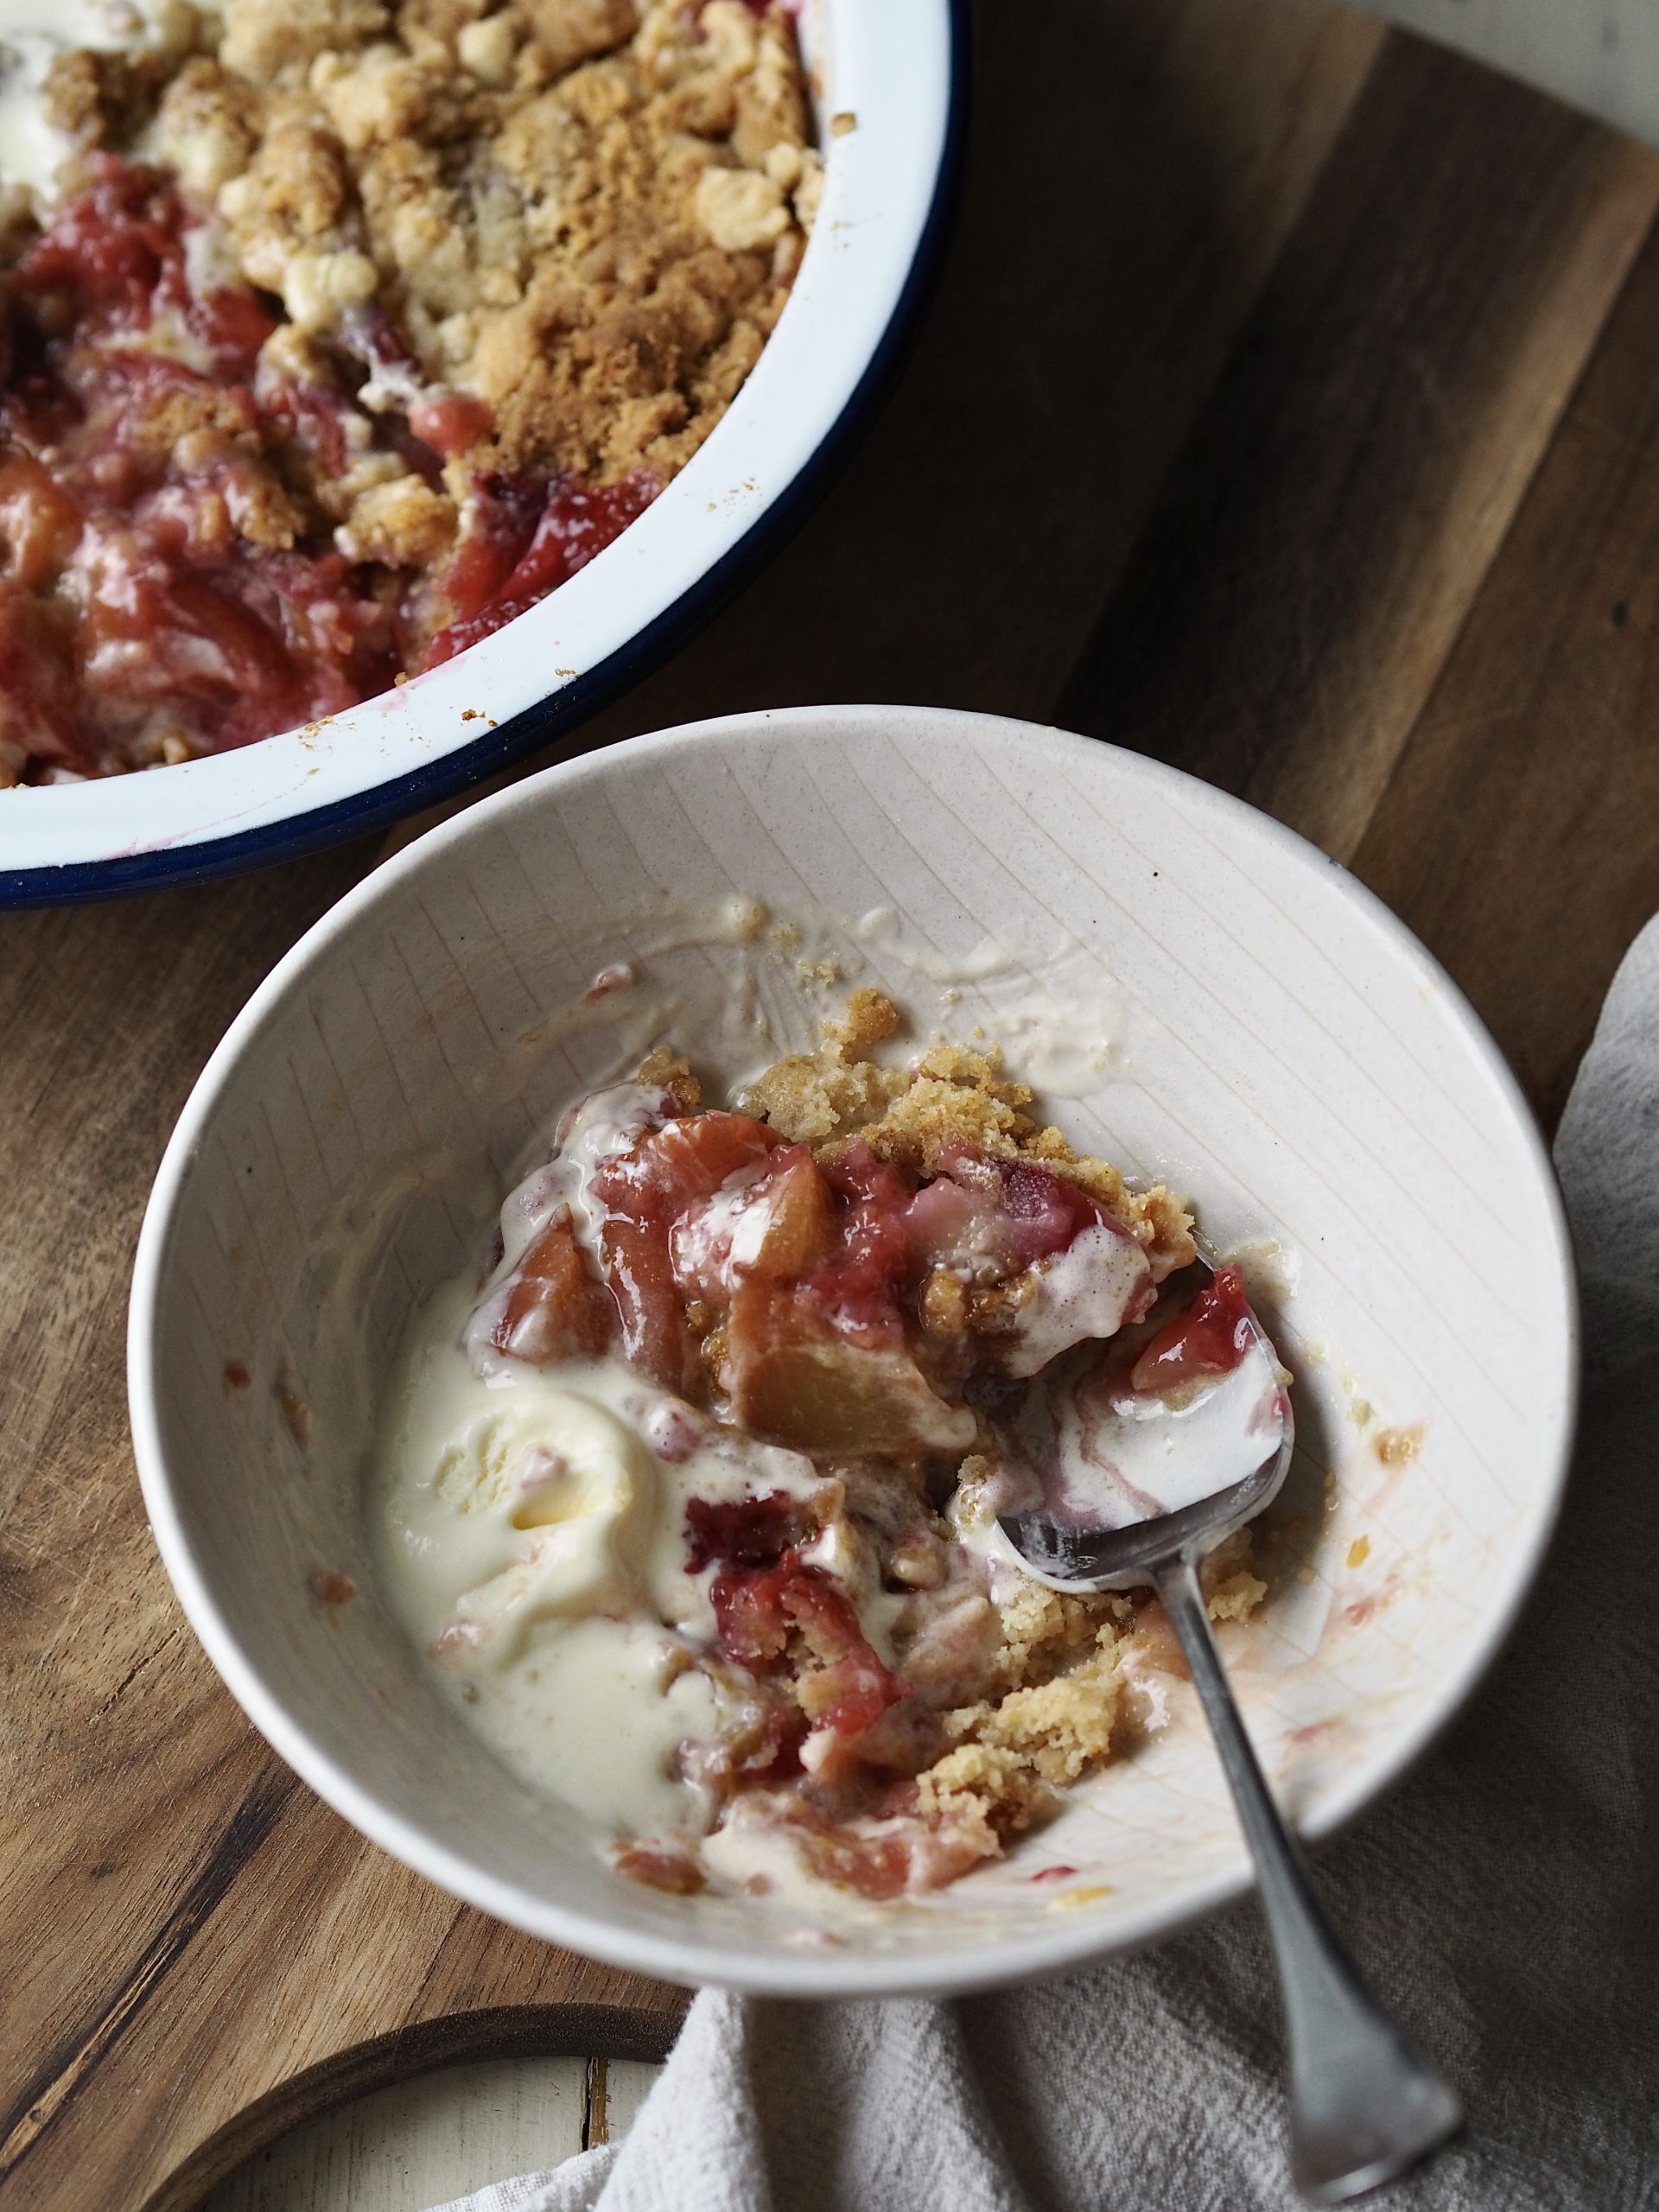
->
[[8, 2, 1659, 2203]]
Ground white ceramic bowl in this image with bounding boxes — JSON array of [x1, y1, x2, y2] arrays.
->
[[129, 706, 1577, 1997], [0, 3, 963, 906]]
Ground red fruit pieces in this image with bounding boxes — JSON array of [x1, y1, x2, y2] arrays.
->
[[703, 1544, 908, 1743], [1129, 1264, 1255, 1395], [596, 1213, 689, 1389], [408, 391, 493, 459], [684, 1491, 814, 1572], [0, 157, 400, 772], [423, 470, 543, 633], [797, 1825, 913, 1901], [705, 1141, 938, 1433], [785, 1789, 1004, 1900], [490, 1211, 614, 1364], [612, 1111, 782, 1208], [709, 1558, 796, 1671], [899, 1171, 1010, 1275], [18, 156, 181, 334], [588, 1116, 980, 1444], [592, 1110, 783, 1389], [809, 1144, 915, 1320], [905, 1147, 1106, 1279], [17, 156, 273, 377], [190, 282, 278, 372], [783, 1572, 909, 1738], [997, 1157, 1107, 1261], [423, 468, 658, 668]]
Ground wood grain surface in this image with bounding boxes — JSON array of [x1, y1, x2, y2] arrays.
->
[[7, 3, 1659, 2206]]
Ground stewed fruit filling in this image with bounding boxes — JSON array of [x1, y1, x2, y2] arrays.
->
[[376, 991, 1274, 1902], [0, 0, 818, 781]]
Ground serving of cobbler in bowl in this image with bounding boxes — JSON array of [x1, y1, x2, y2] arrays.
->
[[373, 986, 1282, 1906], [130, 706, 1576, 1993], [0, 1, 959, 893]]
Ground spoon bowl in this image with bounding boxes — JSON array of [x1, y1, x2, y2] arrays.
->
[[999, 1258, 1295, 1593]]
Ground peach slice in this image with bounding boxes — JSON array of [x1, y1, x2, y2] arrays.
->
[[724, 1281, 976, 1455], [594, 1109, 784, 1389], [671, 1145, 836, 1300], [490, 1211, 613, 1363]]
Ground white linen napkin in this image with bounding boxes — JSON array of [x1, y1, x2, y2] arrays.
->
[[431, 918, 1659, 2212]]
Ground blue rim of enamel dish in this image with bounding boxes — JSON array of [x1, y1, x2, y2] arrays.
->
[[1, 3, 972, 908]]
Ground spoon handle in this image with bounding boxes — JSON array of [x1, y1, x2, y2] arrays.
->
[[1153, 1554, 1463, 2203]]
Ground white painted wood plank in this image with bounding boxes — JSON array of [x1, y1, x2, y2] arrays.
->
[[204, 2057, 594, 2212], [587, 2058, 661, 2146], [1365, 0, 1659, 144]]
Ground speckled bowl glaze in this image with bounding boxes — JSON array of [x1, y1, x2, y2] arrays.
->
[[0, 0, 963, 905], [129, 706, 1578, 1996]]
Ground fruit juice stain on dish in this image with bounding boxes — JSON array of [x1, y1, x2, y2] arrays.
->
[[371, 991, 1291, 1904]]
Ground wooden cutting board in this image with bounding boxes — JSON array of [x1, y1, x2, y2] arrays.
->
[[8, 3, 1659, 2205]]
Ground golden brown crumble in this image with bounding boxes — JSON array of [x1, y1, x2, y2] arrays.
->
[[42, 0, 817, 574], [741, 990, 1198, 1281], [636, 1046, 702, 1116], [912, 1535, 1264, 1845]]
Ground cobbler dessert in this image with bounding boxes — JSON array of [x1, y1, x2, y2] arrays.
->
[[0, 0, 818, 781], [376, 991, 1279, 1902]]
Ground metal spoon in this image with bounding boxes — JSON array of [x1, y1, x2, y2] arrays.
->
[[998, 1266, 1464, 2203]]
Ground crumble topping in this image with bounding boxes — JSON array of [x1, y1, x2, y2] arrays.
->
[[35, 0, 821, 504], [0, 0, 817, 779], [739, 988, 1198, 1278]]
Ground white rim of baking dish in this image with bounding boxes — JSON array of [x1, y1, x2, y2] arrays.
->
[[129, 708, 1580, 1998], [0, 0, 965, 903]]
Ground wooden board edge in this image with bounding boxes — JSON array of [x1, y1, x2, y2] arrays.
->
[[146, 2002, 685, 2212]]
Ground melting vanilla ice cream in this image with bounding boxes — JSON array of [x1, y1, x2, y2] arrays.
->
[[374, 1273, 821, 1837]]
